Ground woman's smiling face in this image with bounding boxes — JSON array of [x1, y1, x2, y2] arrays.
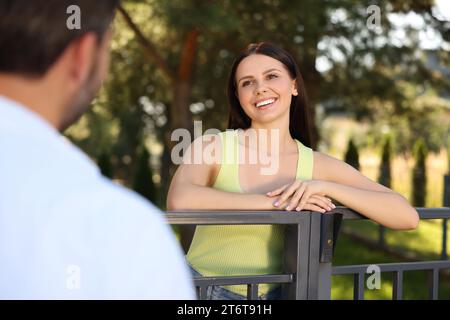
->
[[235, 54, 298, 125]]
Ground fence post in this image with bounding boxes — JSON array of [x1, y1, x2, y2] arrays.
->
[[442, 175, 449, 260], [282, 213, 311, 299], [308, 213, 326, 299], [306, 212, 343, 300]]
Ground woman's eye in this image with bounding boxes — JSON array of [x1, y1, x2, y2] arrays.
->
[[267, 74, 278, 80], [242, 80, 252, 87]]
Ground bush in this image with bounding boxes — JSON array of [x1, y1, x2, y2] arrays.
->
[[378, 136, 392, 188], [412, 139, 427, 207], [133, 146, 157, 203], [97, 151, 113, 178], [344, 138, 360, 170]]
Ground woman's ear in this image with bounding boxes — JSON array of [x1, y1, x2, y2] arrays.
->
[[292, 79, 298, 96]]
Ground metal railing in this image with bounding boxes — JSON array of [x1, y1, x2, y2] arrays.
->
[[167, 207, 450, 300], [333, 207, 450, 300]]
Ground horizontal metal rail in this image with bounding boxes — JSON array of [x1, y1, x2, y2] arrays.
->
[[167, 207, 450, 224], [335, 207, 450, 220], [166, 207, 450, 300], [332, 261, 450, 300], [166, 210, 311, 225], [193, 274, 293, 300]]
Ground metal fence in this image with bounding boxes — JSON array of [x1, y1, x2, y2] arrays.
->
[[167, 207, 450, 300]]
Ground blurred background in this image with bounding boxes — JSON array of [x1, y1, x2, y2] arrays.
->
[[64, 0, 450, 299]]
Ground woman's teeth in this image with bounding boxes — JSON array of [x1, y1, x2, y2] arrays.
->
[[256, 98, 276, 108]]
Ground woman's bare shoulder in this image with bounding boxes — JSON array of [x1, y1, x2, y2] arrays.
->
[[312, 151, 349, 180], [174, 133, 224, 187]]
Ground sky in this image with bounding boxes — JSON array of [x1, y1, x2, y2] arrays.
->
[[316, 0, 450, 73], [435, 0, 450, 20]]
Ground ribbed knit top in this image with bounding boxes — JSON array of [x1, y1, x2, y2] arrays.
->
[[186, 130, 314, 296]]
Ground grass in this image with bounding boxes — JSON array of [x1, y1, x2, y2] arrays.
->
[[342, 219, 449, 260], [331, 234, 450, 300], [337, 147, 449, 261], [174, 226, 450, 299], [323, 121, 450, 298], [334, 145, 449, 271]]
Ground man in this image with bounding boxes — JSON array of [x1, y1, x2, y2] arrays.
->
[[0, 0, 194, 299]]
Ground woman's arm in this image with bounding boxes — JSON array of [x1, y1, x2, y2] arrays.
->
[[313, 152, 419, 230], [167, 134, 275, 211], [268, 152, 419, 230], [167, 136, 334, 212]]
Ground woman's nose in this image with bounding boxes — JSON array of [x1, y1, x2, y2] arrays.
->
[[255, 84, 268, 95]]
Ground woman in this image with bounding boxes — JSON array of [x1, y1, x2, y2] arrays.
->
[[167, 42, 419, 300]]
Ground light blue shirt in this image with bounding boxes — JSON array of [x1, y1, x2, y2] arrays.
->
[[0, 96, 195, 299]]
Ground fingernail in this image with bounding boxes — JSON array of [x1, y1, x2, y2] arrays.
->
[[285, 206, 290, 211], [296, 207, 300, 212], [273, 201, 279, 207], [332, 204, 336, 208], [321, 209, 326, 213]]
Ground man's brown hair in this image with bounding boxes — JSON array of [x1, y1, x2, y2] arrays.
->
[[0, 0, 119, 77]]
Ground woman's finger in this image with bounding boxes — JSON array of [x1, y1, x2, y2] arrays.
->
[[266, 184, 289, 197], [309, 195, 334, 211], [286, 183, 307, 211], [312, 195, 333, 205], [302, 203, 326, 213], [307, 196, 330, 211], [275, 180, 302, 209], [296, 189, 312, 211]]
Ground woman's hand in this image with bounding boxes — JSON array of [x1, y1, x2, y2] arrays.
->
[[266, 180, 334, 212]]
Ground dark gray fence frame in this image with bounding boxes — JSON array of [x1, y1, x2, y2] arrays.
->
[[167, 207, 450, 300]]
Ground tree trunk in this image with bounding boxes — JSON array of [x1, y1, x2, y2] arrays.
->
[[164, 30, 199, 252]]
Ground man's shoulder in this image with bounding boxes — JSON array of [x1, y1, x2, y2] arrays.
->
[[64, 175, 165, 225]]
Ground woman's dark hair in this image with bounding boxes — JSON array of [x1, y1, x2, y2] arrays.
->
[[226, 42, 313, 148]]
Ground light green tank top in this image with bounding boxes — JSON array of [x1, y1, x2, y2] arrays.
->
[[186, 129, 314, 297]]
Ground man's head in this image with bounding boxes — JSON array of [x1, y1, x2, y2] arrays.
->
[[0, 0, 119, 130]]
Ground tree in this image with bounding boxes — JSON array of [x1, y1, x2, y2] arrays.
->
[[65, 0, 450, 207], [378, 136, 392, 188], [133, 146, 157, 204], [444, 134, 450, 206], [412, 138, 428, 207], [447, 135, 450, 174], [377, 135, 393, 247], [344, 138, 360, 170], [97, 151, 114, 179]]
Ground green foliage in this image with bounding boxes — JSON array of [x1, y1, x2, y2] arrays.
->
[[155, 0, 238, 32], [412, 138, 428, 207], [368, 88, 449, 155], [97, 151, 114, 179], [447, 135, 450, 174], [344, 138, 360, 170], [378, 136, 392, 188], [133, 146, 157, 203], [64, 0, 450, 190]]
